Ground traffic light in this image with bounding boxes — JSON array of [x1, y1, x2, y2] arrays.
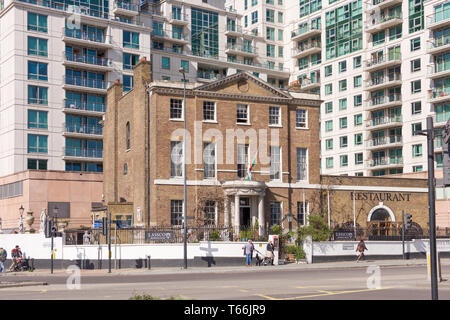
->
[[45, 219, 54, 238], [101, 217, 108, 236], [405, 214, 412, 230]]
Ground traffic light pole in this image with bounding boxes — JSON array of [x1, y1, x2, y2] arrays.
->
[[50, 220, 54, 274], [426, 117, 438, 300], [108, 210, 111, 274], [402, 211, 405, 260]]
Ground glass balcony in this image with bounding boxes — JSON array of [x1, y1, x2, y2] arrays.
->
[[429, 85, 450, 101], [63, 28, 111, 46], [64, 76, 108, 90], [64, 52, 110, 67], [368, 156, 403, 167], [19, 0, 109, 19], [365, 52, 401, 70], [367, 115, 402, 128], [428, 60, 450, 78], [64, 147, 103, 159], [64, 123, 103, 135], [368, 93, 402, 109], [291, 41, 321, 58], [114, 1, 138, 12], [225, 24, 243, 35], [225, 44, 258, 56], [64, 99, 106, 113], [366, 12, 402, 32], [366, 73, 401, 89], [367, 135, 402, 148], [171, 12, 188, 23], [291, 24, 321, 41], [197, 71, 225, 81], [428, 7, 450, 29]]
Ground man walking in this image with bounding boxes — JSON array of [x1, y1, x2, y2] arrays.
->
[[0, 247, 7, 273], [243, 239, 254, 267]]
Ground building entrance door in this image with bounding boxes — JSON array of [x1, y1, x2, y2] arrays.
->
[[239, 197, 251, 228]]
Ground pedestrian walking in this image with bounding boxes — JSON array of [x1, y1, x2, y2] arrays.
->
[[0, 247, 7, 273], [83, 231, 91, 245], [266, 240, 275, 265], [242, 239, 254, 267], [356, 239, 368, 262]]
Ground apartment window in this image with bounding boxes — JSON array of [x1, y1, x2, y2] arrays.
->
[[339, 117, 347, 129], [278, 29, 283, 41], [270, 202, 282, 227], [181, 60, 189, 73], [354, 133, 363, 145], [339, 79, 347, 91], [354, 94, 362, 107], [27, 159, 47, 170], [325, 102, 333, 113], [28, 110, 48, 129], [353, 75, 362, 88], [413, 165, 423, 172], [296, 148, 307, 181], [353, 56, 361, 68], [411, 80, 421, 93], [339, 98, 347, 110], [325, 84, 332, 95], [412, 144, 422, 157], [278, 46, 284, 58], [355, 153, 363, 165], [203, 142, 216, 179], [201, 101, 215, 122], [269, 106, 281, 125], [123, 75, 133, 92], [325, 120, 333, 132], [354, 114, 362, 126], [252, 0, 257, 5], [27, 12, 47, 33], [278, 12, 283, 23], [338, 60, 347, 72], [170, 141, 183, 177], [266, 27, 275, 40], [326, 157, 333, 169], [410, 37, 420, 51], [28, 85, 48, 105], [437, 153, 443, 168], [28, 61, 48, 81], [412, 101, 422, 114], [123, 30, 139, 48], [251, 11, 258, 24], [126, 122, 130, 150], [28, 37, 47, 56], [340, 155, 348, 167], [270, 146, 281, 180], [296, 109, 307, 128], [170, 99, 183, 120], [340, 136, 348, 148], [325, 138, 333, 150], [412, 122, 422, 136], [266, 9, 274, 22], [28, 134, 47, 153], [267, 44, 275, 57], [170, 200, 183, 226], [411, 59, 421, 72], [161, 57, 170, 70], [123, 53, 139, 70], [237, 104, 249, 124], [324, 65, 332, 77]]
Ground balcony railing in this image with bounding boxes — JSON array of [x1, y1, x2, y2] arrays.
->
[[428, 60, 450, 76], [367, 12, 402, 27], [367, 73, 401, 87], [368, 93, 402, 107], [64, 76, 108, 90], [368, 135, 402, 147], [369, 157, 403, 167], [64, 147, 103, 159], [428, 35, 450, 51], [64, 123, 103, 135], [367, 116, 402, 127], [291, 24, 320, 39], [197, 71, 225, 81], [114, 1, 138, 12], [300, 77, 321, 88], [64, 52, 110, 67], [226, 24, 243, 33], [292, 41, 321, 55], [427, 8, 450, 28], [429, 85, 450, 100], [226, 44, 258, 55], [64, 100, 106, 113], [64, 28, 110, 45], [19, 0, 109, 18], [171, 12, 188, 22], [366, 52, 401, 68]]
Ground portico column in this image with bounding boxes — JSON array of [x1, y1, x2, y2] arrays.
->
[[224, 195, 230, 226], [258, 194, 265, 236], [234, 194, 240, 232]]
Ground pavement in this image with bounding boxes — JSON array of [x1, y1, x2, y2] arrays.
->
[[1, 257, 449, 279]]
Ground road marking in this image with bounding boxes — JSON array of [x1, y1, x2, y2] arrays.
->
[[40, 290, 47, 293], [255, 287, 394, 300], [239, 289, 249, 293]]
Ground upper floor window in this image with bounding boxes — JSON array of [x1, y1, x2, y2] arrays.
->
[[203, 101, 216, 121], [28, 12, 47, 33], [28, 110, 48, 129], [28, 134, 48, 153], [28, 37, 47, 56], [28, 61, 48, 81], [295, 109, 307, 128], [170, 99, 183, 120], [237, 104, 249, 124], [28, 85, 48, 105], [123, 30, 139, 49], [126, 122, 130, 150], [269, 106, 281, 126]]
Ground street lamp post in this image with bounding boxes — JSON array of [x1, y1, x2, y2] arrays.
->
[[19, 205, 24, 233], [179, 67, 188, 269], [51, 206, 59, 274]]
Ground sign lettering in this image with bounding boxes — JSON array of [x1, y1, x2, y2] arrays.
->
[[350, 192, 411, 202]]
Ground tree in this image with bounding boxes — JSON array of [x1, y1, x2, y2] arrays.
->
[[297, 215, 332, 241]]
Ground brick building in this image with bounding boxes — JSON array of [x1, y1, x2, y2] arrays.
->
[[103, 59, 431, 238]]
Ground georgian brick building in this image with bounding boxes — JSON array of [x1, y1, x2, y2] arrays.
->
[[103, 59, 431, 237]]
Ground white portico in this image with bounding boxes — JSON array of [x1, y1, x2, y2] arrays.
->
[[222, 180, 266, 236]]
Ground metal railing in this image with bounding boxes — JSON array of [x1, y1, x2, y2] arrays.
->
[[366, 73, 401, 87], [366, 116, 402, 127], [366, 12, 402, 29], [226, 43, 258, 55], [64, 147, 103, 159], [427, 8, 450, 27], [428, 60, 450, 75], [64, 76, 108, 90], [197, 71, 225, 81], [64, 123, 103, 135], [292, 41, 321, 55], [368, 157, 403, 167], [171, 12, 188, 22], [291, 24, 321, 39], [367, 135, 402, 147], [63, 52, 110, 67], [64, 100, 106, 113], [366, 52, 401, 68], [63, 28, 111, 45], [429, 85, 450, 100], [368, 93, 402, 107], [114, 1, 138, 12], [428, 35, 450, 51], [19, 0, 109, 18], [226, 24, 243, 33]]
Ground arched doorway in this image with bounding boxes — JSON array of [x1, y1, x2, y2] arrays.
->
[[367, 204, 399, 239], [370, 208, 390, 222]]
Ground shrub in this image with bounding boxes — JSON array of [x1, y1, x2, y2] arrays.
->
[[298, 215, 332, 241], [208, 230, 222, 241]]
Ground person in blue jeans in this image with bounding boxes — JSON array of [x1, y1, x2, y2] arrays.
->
[[243, 240, 254, 267], [0, 247, 7, 273]]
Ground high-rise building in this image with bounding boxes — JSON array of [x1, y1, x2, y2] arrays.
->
[[1, 0, 449, 178]]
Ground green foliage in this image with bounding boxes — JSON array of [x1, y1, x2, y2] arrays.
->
[[284, 245, 306, 260], [208, 230, 222, 241], [239, 230, 253, 240], [271, 225, 282, 235], [297, 215, 332, 241]]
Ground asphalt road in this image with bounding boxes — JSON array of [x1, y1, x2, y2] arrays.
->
[[1, 263, 450, 300]]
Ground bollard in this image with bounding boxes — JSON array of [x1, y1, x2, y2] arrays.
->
[[31, 258, 34, 271], [147, 255, 151, 270]]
